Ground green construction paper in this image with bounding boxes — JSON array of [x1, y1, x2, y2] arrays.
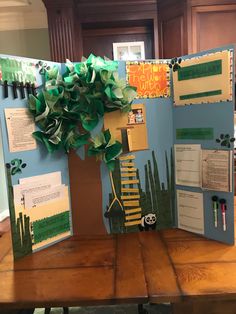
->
[[64, 131, 90, 153], [176, 128, 214, 140], [43, 89, 64, 109], [10, 158, 27, 175], [93, 99, 104, 116], [80, 113, 99, 131], [100, 69, 112, 83], [216, 133, 235, 148], [74, 62, 88, 76], [104, 141, 123, 162], [122, 86, 137, 103], [179, 89, 222, 100], [88, 130, 122, 165], [29, 54, 137, 170], [112, 87, 123, 99], [0, 57, 36, 84], [28, 94, 45, 116], [103, 129, 111, 144], [105, 150, 175, 233], [33, 131, 60, 153], [32, 211, 70, 244], [6, 166, 32, 259], [178, 60, 222, 81], [91, 133, 104, 149], [64, 73, 79, 84], [45, 66, 59, 81], [106, 160, 116, 171]]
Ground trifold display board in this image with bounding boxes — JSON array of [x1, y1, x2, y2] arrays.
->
[[0, 46, 234, 260]]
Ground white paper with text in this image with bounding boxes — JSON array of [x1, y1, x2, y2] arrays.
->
[[175, 144, 201, 187], [177, 189, 204, 235]]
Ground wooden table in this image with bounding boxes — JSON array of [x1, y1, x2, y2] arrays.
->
[[1, 227, 236, 313]]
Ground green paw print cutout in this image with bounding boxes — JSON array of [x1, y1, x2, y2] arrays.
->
[[216, 134, 235, 148], [168, 57, 182, 72], [36, 61, 51, 75], [6, 159, 27, 175]]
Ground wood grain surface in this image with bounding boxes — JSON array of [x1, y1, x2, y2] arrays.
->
[[0, 232, 147, 309], [1, 216, 236, 310], [138, 231, 181, 303], [0, 217, 10, 237]]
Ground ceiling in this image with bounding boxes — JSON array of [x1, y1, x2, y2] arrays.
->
[[0, 0, 47, 31]]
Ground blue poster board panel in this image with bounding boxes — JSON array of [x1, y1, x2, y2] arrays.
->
[[173, 46, 235, 244], [0, 55, 72, 259], [100, 61, 175, 233], [1, 47, 234, 261]]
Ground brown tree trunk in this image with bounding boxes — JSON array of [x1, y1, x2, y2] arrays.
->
[[69, 149, 107, 235]]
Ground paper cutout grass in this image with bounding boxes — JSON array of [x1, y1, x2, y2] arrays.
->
[[6, 164, 32, 259], [105, 150, 175, 233]]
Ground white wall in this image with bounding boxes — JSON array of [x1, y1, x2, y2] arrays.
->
[[0, 28, 50, 60]]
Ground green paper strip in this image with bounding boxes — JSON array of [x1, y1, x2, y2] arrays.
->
[[0, 57, 36, 84], [178, 60, 222, 81], [179, 89, 222, 100], [176, 128, 214, 140], [32, 211, 70, 244]]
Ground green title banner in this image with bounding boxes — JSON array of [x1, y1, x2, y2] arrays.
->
[[32, 211, 70, 244], [0, 57, 36, 83], [179, 89, 222, 100], [178, 59, 222, 81], [176, 128, 214, 140]]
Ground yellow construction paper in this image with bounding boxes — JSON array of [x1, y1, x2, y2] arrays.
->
[[173, 50, 232, 106], [104, 103, 148, 152]]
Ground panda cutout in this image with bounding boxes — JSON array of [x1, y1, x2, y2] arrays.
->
[[139, 213, 157, 231]]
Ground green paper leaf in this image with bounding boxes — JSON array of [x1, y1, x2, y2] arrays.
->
[[43, 89, 63, 112], [104, 141, 122, 162], [66, 59, 74, 73], [93, 99, 104, 116], [64, 73, 79, 84], [104, 86, 112, 99], [64, 131, 90, 153], [103, 129, 111, 144], [122, 86, 137, 103], [87, 146, 102, 157], [100, 70, 112, 83], [106, 160, 116, 171], [112, 87, 123, 99], [32, 131, 59, 153], [80, 113, 99, 131], [28, 94, 45, 114], [28, 53, 136, 163], [74, 63, 88, 76], [48, 136, 61, 145], [92, 132, 106, 148], [45, 66, 59, 81]]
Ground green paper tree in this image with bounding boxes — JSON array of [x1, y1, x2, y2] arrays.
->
[[29, 54, 137, 168]]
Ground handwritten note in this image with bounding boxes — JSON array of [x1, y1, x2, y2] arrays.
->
[[126, 61, 170, 98]]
